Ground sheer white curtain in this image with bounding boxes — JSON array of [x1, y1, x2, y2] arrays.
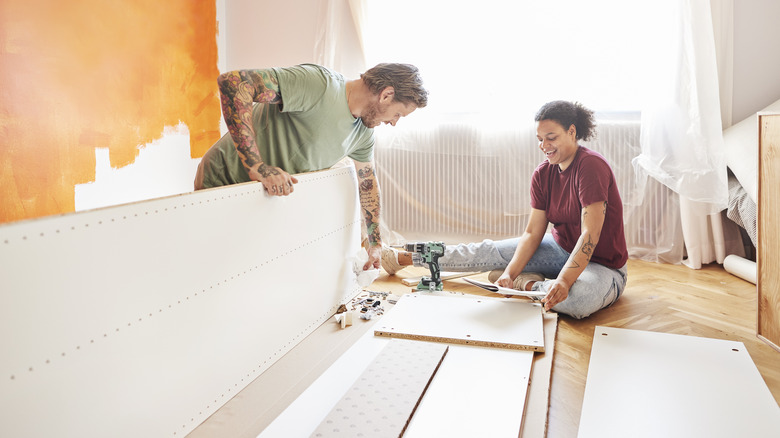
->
[[712, 0, 734, 130], [633, 0, 732, 269], [313, 0, 366, 79], [316, 0, 733, 266]]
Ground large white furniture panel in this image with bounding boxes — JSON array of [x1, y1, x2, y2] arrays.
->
[[578, 326, 780, 438], [0, 167, 362, 437], [311, 339, 449, 438], [375, 294, 545, 351], [403, 343, 533, 437]]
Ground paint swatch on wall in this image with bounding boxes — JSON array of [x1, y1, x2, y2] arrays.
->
[[0, 0, 221, 223]]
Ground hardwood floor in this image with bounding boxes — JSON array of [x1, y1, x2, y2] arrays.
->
[[371, 258, 780, 438]]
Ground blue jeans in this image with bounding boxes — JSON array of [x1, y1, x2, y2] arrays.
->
[[413, 234, 628, 319]]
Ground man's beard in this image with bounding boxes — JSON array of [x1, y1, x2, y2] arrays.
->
[[360, 101, 383, 128]]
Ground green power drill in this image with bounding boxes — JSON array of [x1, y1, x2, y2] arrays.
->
[[405, 241, 445, 291]]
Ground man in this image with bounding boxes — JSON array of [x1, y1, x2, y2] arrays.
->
[[194, 63, 428, 270]]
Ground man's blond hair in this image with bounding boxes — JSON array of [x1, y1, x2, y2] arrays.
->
[[361, 63, 428, 108]]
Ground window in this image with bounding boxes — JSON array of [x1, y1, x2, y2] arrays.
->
[[362, 0, 675, 117]]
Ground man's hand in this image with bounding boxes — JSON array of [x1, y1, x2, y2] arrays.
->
[[249, 163, 298, 196], [541, 278, 571, 311], [364, 245, 381, 270]]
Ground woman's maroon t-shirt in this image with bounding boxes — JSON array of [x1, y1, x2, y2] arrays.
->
[[530, 146, 628, 269]]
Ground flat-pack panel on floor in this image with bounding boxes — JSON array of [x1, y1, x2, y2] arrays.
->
[[403, 344, 534, 438], [521, 312, 558, 438], [311, 339, 448, 438], [374, 293, 545, 351], [578, 326, 780, 438]]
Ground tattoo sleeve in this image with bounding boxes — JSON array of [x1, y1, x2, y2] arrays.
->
[[217, 70, 282, 171], [357, 164, 381, 247]]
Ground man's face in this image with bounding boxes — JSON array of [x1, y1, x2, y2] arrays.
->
[[361, 90, 417, 128]]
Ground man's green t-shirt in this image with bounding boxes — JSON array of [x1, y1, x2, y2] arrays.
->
[[199, 64, 375, 188]]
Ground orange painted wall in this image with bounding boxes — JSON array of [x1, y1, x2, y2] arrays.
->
[[0, 0, 221, 224]]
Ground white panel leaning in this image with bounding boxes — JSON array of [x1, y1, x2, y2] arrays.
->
[[0, 167, 363, 438]]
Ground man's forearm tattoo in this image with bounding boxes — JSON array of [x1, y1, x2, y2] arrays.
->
[[357, 167, 374, 180], [361, 196, 381, 244], [257, 163, 281, 178], [358, 167, 381, 246]]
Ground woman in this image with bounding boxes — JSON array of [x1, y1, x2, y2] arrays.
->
[[381, 100, 628, 319]]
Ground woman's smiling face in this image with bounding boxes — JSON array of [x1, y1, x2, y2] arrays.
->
[[536, 119, 579, 171]]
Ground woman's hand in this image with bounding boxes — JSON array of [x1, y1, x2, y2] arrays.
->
[[495, 272, 514, 289], [541, 278, 571, 311]]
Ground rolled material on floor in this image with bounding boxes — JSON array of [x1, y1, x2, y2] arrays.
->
[[724, 254, 756, 284]]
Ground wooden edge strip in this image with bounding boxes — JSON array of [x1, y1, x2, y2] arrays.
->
[[374, 330, 545, 353]]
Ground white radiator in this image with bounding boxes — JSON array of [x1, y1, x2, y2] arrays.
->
[[374, 115, 683, 263]]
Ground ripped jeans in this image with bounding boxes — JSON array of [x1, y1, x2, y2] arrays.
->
[[412, 234, 628, 319]]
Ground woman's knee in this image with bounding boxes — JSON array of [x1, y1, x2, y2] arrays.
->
[[551, 274, 623, 319]]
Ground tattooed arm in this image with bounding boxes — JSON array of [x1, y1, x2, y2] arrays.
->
[[217, 69, 298, 196], [353, 160, 382, 270], [541, 201, 607, 310]]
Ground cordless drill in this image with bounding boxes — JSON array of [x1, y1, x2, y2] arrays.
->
[[405, 241, 445, 291]]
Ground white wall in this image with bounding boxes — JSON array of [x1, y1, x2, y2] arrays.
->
[[732, 0, 780, 123], [222, 0, 363, 77], [223, 0, 321, 70], [75, 124, 200, 211]]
